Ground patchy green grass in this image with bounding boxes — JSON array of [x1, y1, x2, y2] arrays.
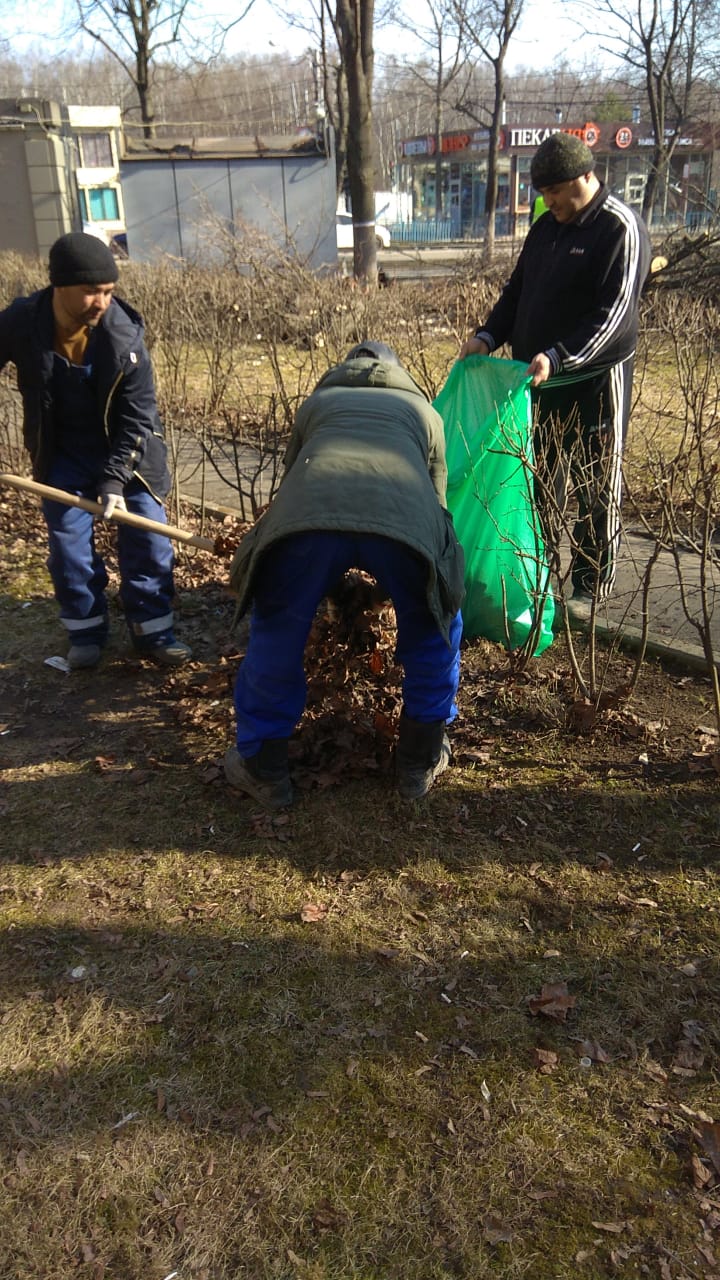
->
[[1, 494, 719, 1280]]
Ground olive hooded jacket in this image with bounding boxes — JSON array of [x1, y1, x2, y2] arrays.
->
[[229, 357, 464, 642]]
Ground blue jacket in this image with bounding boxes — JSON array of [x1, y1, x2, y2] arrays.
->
[[0, 287, 170, 498]]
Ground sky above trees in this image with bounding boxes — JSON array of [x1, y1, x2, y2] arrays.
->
[[1, 0, 605, 74]]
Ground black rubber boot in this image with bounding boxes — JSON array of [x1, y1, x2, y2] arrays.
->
[[224, 739, 293, 809], [395, 713, 451, 800]]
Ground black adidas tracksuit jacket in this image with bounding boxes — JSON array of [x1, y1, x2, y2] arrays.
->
[[476, 181, 650, 376], [476, 181, 651, 599]]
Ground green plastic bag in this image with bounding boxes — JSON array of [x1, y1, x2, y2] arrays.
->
[[433, 355, 554, 654]]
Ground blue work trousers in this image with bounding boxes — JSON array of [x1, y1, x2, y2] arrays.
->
[[42, 454, 176, 649], [234, 531, 463, 757]]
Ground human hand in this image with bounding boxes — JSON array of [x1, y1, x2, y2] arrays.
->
[[100, 493, 127, 520], [526, 353, 552, 386], [459, 336, 490, 360]]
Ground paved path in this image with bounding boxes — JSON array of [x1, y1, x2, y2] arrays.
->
[[563, 532, 720, 672]]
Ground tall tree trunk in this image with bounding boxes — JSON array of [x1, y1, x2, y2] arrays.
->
[[335, 0, 377, 284], [434, 86, 443, 222], [484, 56, 505, 259]]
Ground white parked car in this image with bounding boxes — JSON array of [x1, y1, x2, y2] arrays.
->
[[336, 211, 391, 250]]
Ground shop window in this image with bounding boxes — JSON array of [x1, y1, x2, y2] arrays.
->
[[80, 186, 120, 221], [80, 132, 114, 168], [626, 174, 645, 205]]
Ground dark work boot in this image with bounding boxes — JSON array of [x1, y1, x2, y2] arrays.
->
[[395, 713, 451, 800], [224, 740, 293, 810]]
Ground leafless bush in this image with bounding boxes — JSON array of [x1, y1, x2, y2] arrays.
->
[[1, 243, 715, 732], [527, 409, 655, 704], [0, 251, 46, 308], [0, 373, 24, 474], [629, 290, 720, 730]]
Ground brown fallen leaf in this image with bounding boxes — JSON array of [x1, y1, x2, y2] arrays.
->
[[591, 1220, 628, 1233], [673, 1039, 704, 1072], [643, 1058, 668, 1083], [693, 1152, 716, 1188], [482, 1214, 514, 1245], [576, 1039, 610, 1063], [569, 699, 597, 732], [699, 1121, 720, 1176], [527, 982, 576, 1022], [311, 1198, 345, 1232], [533, 1047, 559, 1074], [300, 902, 328, 923]]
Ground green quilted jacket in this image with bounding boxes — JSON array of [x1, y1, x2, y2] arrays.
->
[[229, 357, 464, 641]]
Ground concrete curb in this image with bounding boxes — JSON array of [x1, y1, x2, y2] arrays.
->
[[560, 611, 718, 675]]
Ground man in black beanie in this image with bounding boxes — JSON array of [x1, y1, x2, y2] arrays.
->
[[0, 231, 191, 667], [460, 131, 651, 609]]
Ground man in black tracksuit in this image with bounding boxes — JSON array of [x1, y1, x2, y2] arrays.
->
[[461, 132, 651, 604]]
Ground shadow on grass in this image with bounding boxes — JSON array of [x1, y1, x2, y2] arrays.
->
[[0, 910, 717, 1276], [3, 748, 719, 871], [1, 904, 718, 1133]]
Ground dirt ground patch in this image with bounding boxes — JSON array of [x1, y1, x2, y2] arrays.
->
[[1, 489, 719, 1280]]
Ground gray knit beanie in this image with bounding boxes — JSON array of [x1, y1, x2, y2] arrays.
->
[[531, 133, 595, 189], [346, 340, 401, 366], [49, 232, 119, 287]]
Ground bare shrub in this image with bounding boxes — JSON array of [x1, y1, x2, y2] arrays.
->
[[0, 250, 47, 308], [0, 373, 24, 474], [629, 290, 720, 729]]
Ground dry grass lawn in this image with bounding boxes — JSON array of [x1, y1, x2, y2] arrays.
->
[[1, 492, 720, 1280]]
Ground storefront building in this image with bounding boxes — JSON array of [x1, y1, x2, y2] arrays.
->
[[395, 120, 720, 239]]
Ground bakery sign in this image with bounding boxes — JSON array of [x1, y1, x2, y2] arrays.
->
[[503, 122, 600, 148]]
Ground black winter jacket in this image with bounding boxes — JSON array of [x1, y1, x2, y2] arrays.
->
[[477, 183, 651, 378], [0, 287, 170, 498]]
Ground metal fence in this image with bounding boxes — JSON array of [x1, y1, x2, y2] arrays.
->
[[389, 208, 717, 244], [390, 212, 512, 242]]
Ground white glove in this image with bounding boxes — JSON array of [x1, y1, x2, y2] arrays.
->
[[100, 493, 127, 521]]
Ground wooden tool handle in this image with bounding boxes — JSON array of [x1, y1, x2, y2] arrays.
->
[[0, 472, 217, 553]]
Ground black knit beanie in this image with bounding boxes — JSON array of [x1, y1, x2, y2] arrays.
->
[[531, 133, 595, 189], [49, 232, 119, 287]]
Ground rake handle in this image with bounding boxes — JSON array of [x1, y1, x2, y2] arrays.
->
[[0, 472, 217, 553]]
